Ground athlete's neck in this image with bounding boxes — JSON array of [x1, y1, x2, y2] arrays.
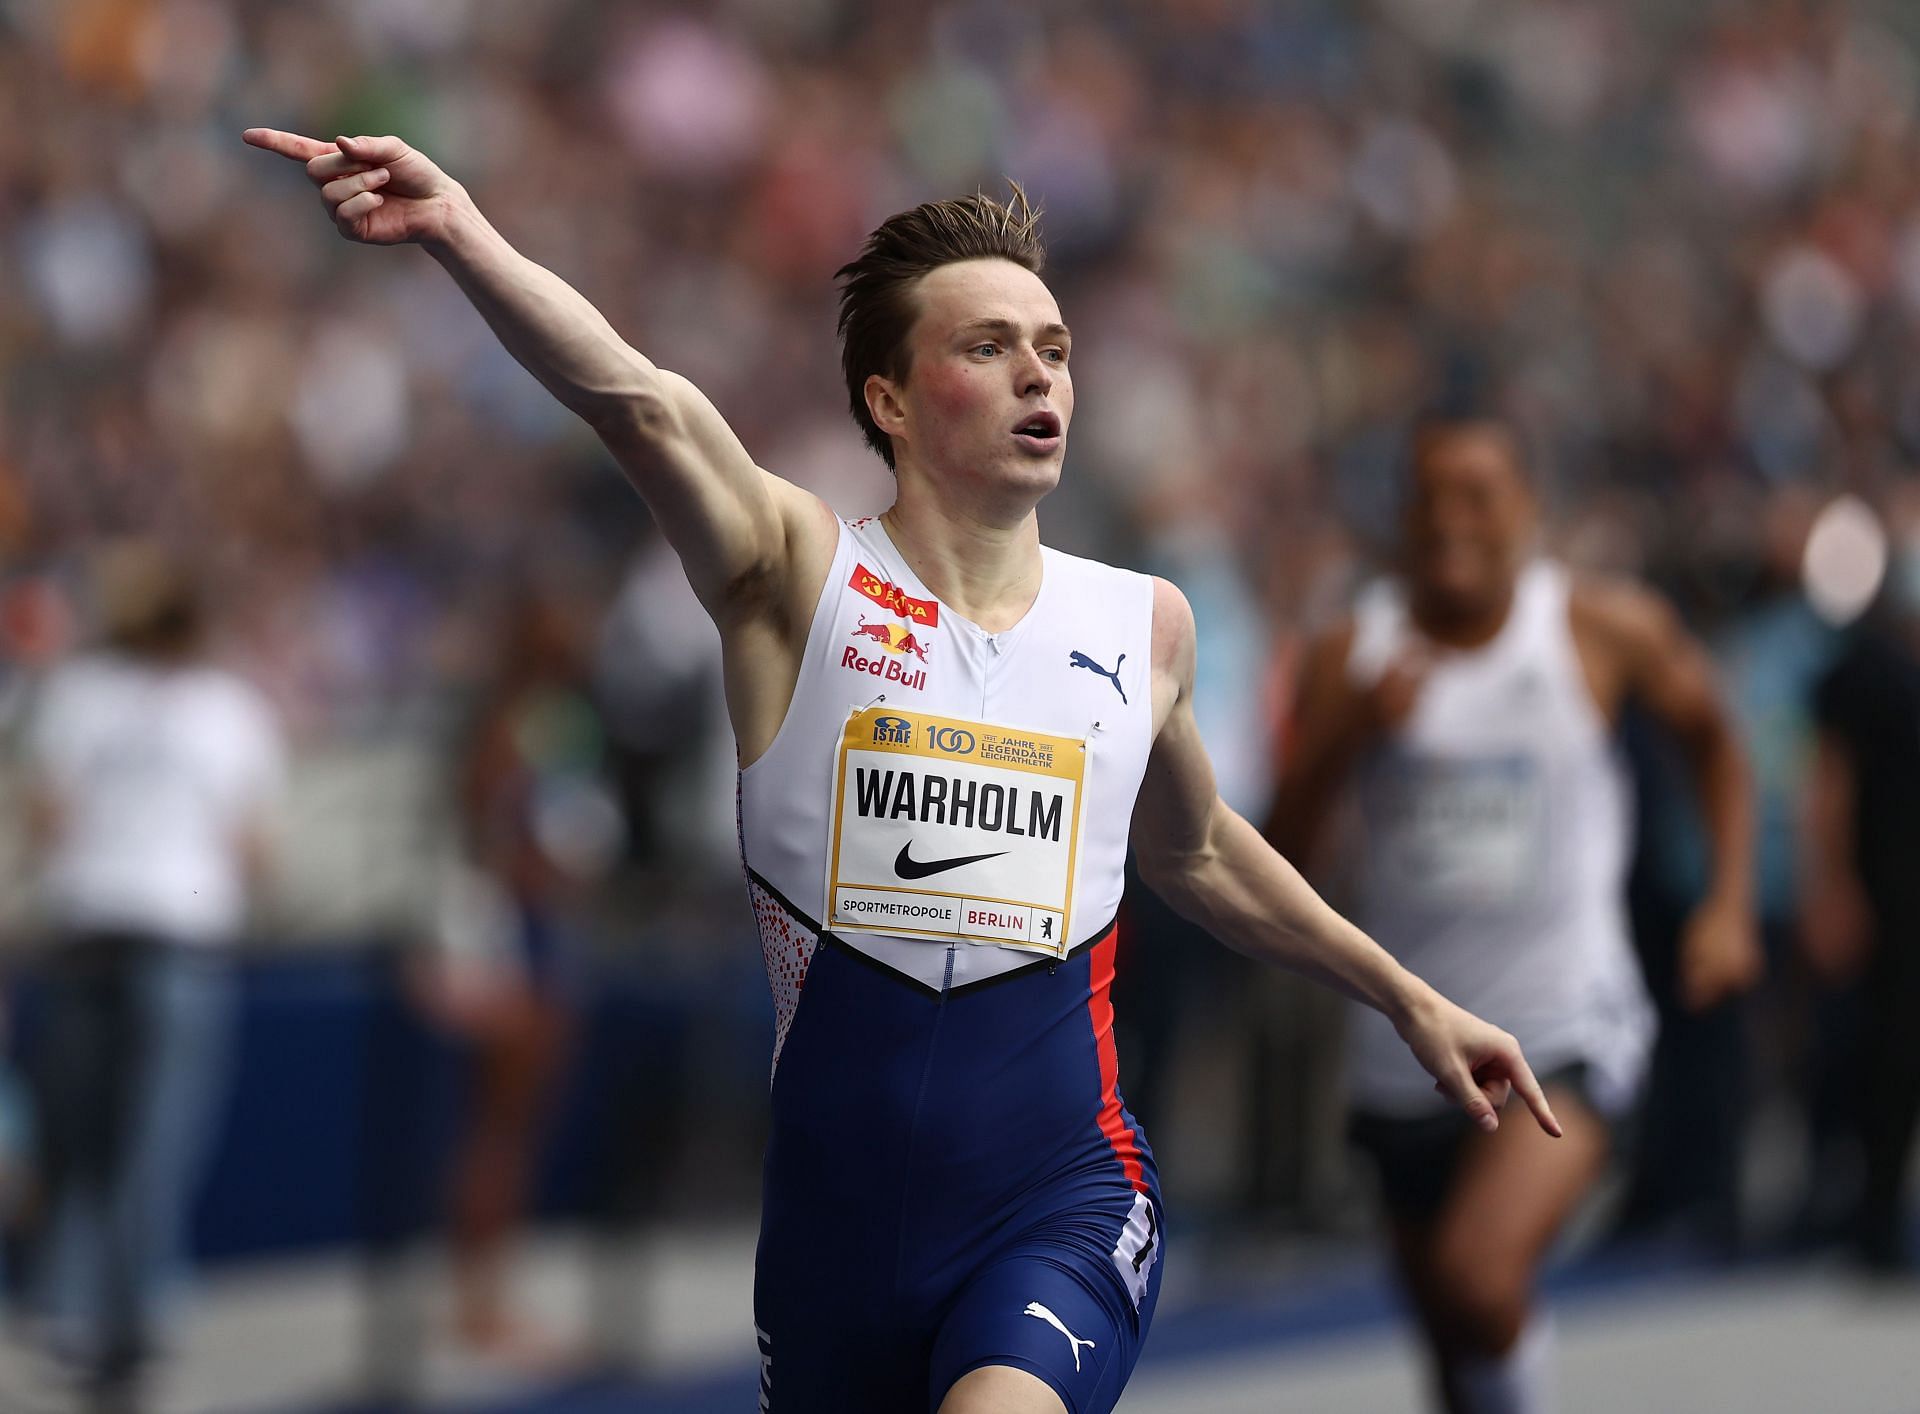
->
[[1408, 580, 1516, 650], [879, 491, 1043, 635]]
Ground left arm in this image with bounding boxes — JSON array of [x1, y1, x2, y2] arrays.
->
[[1130, 579, 1560, 1136], [1572, 582, 1761, 1010]]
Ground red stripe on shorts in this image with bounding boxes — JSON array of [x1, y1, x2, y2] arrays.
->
[[1087, 927, 1148, 1193]]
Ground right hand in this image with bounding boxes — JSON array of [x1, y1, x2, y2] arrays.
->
[[1395, 984, 1562, 1138], [1359, 649, 1430, 739], [242, 129, 465, 246]]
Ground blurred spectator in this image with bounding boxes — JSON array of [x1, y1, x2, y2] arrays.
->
[[17, 541, 283, 1411], [1616, 488, 1837, 1251], [3, 0, 1917, 760], [4, 0, 1920, 1308], [594, 531, 737, 894], [412, 586, 621, 1364], [1802, 514, 1920, 1274]]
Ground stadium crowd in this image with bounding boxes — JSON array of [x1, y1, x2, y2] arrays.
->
[[2, 0, 1918, 1399]]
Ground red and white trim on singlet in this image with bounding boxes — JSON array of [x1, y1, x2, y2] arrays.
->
[[740, 780, 820, 1081], [747, 872, 818, 1081]]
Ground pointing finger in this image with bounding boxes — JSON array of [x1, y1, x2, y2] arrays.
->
[[1505, 1046, 1562, 1138], [243, 127, 336, 161]]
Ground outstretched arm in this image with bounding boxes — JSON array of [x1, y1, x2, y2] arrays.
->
[[1132, 579, 1560, 1137], [241, 129, 827, 619]]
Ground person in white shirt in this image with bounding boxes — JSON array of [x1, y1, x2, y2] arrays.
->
[[20, 542, 283, 1411]]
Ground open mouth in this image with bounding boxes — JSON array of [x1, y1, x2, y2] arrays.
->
[[1012, 410, 1062, 450]]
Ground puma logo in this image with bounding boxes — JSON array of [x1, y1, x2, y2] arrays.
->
[[1023, 1301, 1096, 1373], [1069, 650, 1127, 704]]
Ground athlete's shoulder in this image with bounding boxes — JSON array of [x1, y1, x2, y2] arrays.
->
[[1035, 543, 1157, 629], [1037, 539, 1151, 583], [1145, 576, 1196, 690], [775, 481, 842, 551], [1566, 570, 1680, 658], [1127, 577, 1196, 735]]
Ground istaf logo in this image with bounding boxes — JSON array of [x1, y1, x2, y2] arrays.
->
[[871, 715, 913, 746]]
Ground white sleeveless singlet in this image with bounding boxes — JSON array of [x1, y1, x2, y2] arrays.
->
[[1343, 560, 1655, 1118], [739, 516, 1157, 1076]]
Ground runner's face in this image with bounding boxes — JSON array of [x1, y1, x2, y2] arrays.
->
[[887, 259, 1072, 500], [1404, 425, 1533, 614]]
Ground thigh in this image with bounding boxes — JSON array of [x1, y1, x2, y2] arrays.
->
[[939, 1363, 1065, 1414], [1413, 1082, 1612, 1297], [930, 1240, 1162, 1414]]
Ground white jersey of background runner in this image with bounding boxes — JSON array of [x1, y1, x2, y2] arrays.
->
[[739, 517, 1155, 1072], [1343, 559, 1655, 1118]]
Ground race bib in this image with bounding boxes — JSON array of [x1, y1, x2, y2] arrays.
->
[[1368, 753, 1544, 910], [826, 706, 1086, 957]]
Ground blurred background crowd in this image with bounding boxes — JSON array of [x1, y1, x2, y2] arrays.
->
[[3, 0, 1919, 1407]]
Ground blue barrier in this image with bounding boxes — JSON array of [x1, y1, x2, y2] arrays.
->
[[6, 942, 772, 1265]]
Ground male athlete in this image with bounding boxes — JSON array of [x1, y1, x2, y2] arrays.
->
[[245, 128, 1561, 1414], [1271, 417, 1759, 1414]]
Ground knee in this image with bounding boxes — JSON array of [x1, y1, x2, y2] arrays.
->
[[1427, 1245, 1529, 1357]]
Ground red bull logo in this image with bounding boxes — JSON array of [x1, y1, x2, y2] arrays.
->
[[849, 564, 939, 626], [850, 615, 930, 659], [843, 616, 930, 690]]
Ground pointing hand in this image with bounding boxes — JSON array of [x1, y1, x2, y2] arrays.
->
[[242, 129, 466, 247]]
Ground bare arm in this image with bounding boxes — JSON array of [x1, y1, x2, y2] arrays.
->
[[1263, 623, 1356, 869], [241, 129, 830, 621], [1133, 579, 1560, 1137], [1264, 621, 1425, 871], [1574, 580, 1761, 1009]]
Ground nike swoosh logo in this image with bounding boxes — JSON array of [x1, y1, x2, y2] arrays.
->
[[894, 843, 1007, 880]]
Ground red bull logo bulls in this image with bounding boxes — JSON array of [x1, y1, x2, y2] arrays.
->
[[844, 615, 931, 690]]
